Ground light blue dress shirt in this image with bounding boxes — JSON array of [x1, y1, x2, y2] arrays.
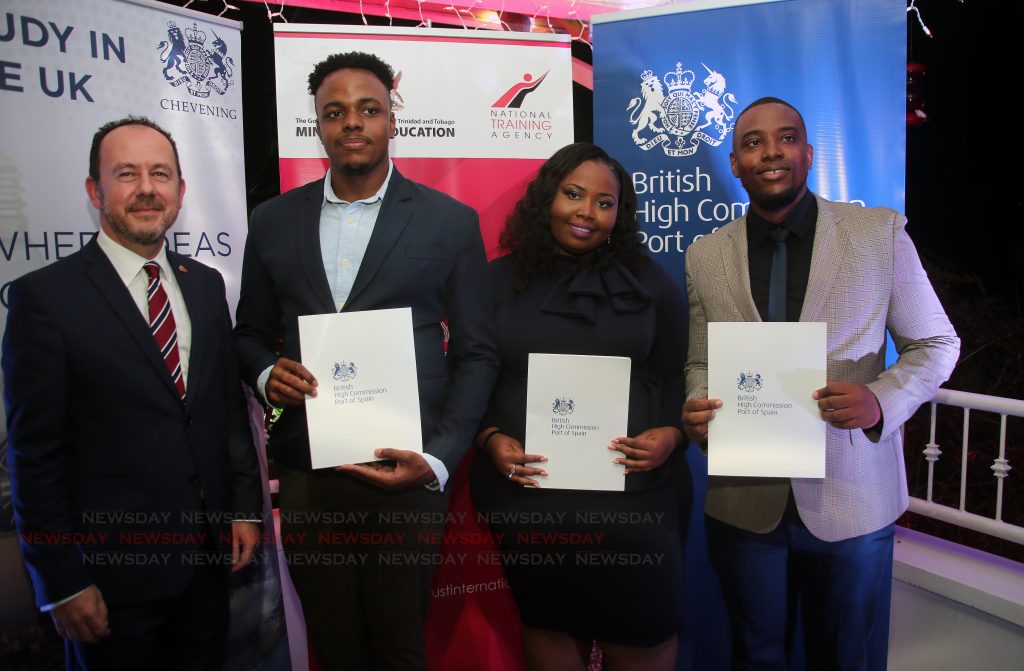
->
[[319, 162, 391, 310]]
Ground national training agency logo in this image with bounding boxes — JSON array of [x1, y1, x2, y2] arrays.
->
[[158, 21, 235, 98], [493, 71, 550, 108], [627, 61, 738, 157], [737, 372, 763, 392], [490, 71, 554, 141]]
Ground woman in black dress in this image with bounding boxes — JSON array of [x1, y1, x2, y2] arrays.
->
[[471, 143, 690, 670]]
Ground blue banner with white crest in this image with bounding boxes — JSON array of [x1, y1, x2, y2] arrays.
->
[[592, 0, 906, 288], [592, 2, 905, 668]]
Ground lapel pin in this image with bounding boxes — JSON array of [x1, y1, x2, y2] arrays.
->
[[178, 264, 188, 273]]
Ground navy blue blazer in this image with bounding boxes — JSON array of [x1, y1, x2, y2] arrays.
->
[[2, 239, 262, 609], [233, 169, 498, 474]]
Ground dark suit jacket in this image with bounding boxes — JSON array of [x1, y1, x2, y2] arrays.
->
[[2, 239, 262, 609], [233, 169, 498, 474]]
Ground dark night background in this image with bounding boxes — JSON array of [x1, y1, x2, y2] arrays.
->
[[899, 2, 1023, 561]]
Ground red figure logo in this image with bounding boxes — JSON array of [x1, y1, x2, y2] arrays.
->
[[493, 71, 550, 108]]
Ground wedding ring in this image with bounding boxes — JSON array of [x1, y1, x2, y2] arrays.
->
[[508, 465, 517, 479]]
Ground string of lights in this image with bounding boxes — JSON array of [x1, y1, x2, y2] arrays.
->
[[167, 1, 964, 63], [172, 0, 593, 43], [174, 0, 960, 41]]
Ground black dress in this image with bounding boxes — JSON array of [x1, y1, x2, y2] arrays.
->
[[470, 252, 692, 647]]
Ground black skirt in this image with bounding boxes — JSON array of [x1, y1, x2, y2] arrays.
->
[[470, 449, 692, 647]]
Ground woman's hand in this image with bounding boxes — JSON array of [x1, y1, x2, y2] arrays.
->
[[482, 432, 548, 487], [609, 426, 682, 474]]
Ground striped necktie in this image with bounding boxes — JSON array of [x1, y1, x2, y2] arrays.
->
[[143, 261, 186, 399]]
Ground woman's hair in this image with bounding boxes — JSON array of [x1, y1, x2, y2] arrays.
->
[[499, 142, 646, 287]]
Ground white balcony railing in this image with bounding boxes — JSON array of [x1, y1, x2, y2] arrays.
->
[[907, 388, 1024, 545]]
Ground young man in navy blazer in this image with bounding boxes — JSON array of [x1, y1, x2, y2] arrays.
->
[[234, 52, 498, 669], [3, 117, 262, 670]]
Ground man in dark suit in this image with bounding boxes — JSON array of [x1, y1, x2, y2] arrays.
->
[[233, 52, 498, 669], [2, 117, 262, 670]]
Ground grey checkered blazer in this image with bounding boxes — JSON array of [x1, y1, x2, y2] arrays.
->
[[685, 195, 959, 542]]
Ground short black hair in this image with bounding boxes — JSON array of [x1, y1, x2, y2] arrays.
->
[[307, 51, 395, 97], [89, 116, 181, 182], [734, 96, 807, 133]]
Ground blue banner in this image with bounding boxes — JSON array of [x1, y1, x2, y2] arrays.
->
[[593, 0, 906, 287], [593, 2, 905, 668]]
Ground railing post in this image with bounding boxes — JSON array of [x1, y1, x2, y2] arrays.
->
[[991, 414, 1012, 522], [911, 388, 1024, 545], [924, 401, 941, 503], [959, 408, 970, 512]]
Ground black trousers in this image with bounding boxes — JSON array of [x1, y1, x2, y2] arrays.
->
[[277, 464, 449, 671], [66, 563, 228, 671]]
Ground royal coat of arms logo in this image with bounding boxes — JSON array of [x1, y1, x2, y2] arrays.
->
[[552, 397, 575, 416], [332, 361, 358, 382], [627, 61, 738, 157], [158, 21, 235, 98], [737, 372, 764, 392]]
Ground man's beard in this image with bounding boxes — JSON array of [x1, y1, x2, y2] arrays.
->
[[102, 194, 175, 246], [750, 182, 805, 213], [334, 156, 377, 176]]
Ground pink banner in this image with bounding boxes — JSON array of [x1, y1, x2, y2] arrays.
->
[[274, 25, 573, 671]]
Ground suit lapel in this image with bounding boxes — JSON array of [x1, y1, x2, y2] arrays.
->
[[799, 196, 848, 322], [723, 219, 761, 322], [345, 170, 413, 309], [296, 179, 337, 313], [80, 240, 182, 400]]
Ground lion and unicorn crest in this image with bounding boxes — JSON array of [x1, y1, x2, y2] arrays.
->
[[158, 21, 235, 98], [627, 61, 738, 157]]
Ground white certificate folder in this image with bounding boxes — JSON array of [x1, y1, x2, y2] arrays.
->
[[707, 322, 826, 478], [298, 308, 422, 469], [525, 353, 630, 491]]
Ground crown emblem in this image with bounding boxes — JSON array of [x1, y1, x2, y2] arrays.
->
[[184, 22, 207, 46], [664, 62, 695, 93]]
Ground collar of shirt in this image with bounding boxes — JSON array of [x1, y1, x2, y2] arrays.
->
[[96, 228, 174, 285], [746, 190, 817, 245], [322, 160, 394, 207]]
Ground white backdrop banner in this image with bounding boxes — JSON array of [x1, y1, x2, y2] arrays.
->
[[271, 24, 574, 671], [0, 2, 280, 667], [272, 24, 574, 255], [0, 0, 248, 322]]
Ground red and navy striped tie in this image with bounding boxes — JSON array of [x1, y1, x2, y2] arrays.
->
[[143, 261, 186, 399]]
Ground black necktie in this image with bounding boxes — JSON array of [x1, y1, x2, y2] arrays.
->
[[767, 227, 789, 322]]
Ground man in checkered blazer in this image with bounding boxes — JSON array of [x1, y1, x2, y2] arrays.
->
[[683, 98, 959, 670]]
